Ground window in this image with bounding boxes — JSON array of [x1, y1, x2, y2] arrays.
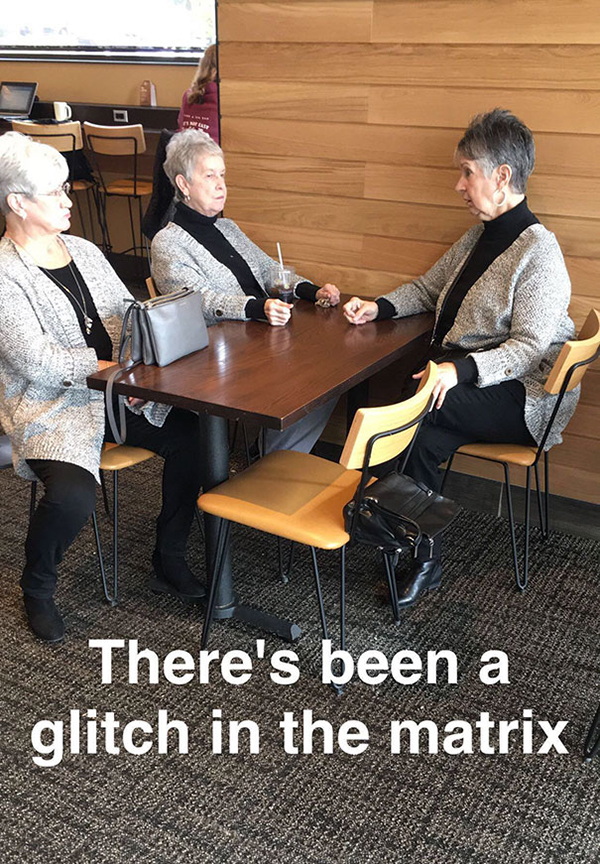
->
[[0, 0, 216, 64]]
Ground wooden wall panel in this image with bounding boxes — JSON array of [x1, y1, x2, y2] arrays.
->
[[372, 1, 600, 44], [219, 0, 600, 503], [219, 43, 600, 90]]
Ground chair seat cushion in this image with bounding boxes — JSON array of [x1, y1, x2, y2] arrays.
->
[[457, 441, 538, 467], [100, 443, 155, 471], [105, 179, 153, 196], [198, 450, 361, 550]]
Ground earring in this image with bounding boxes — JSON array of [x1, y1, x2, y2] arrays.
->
[[493, 188, 507, 208]]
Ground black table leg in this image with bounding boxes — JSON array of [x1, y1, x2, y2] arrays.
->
[[198, 413, 302, 641]]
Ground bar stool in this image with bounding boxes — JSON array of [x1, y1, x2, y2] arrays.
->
[[11, 119, 100, 242], [83, 122, 153, 260]]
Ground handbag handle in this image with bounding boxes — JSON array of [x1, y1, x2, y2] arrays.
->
[[105, 300, 142, 445]]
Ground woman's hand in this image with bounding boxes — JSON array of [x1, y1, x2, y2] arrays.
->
[[414, 361, 458, 410], [315, 283, 340, 306], [97, 359, 146, 407], [343, 297, 379, 325], [264, 298, 293, 326]]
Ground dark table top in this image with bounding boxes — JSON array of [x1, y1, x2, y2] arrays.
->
[[88, 297, 433, 430]]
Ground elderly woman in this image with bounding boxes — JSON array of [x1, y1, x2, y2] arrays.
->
[[151, 129, 340, 454], [344, 109, 576, 608], [0, 132, 205, 643]]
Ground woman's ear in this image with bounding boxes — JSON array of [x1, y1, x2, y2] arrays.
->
[[496, 163, 513, 190], [174, 174, 189, 199], [6, 192, 27, 219]]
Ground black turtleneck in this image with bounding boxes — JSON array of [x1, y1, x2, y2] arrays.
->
[[376, 198, 539, 382], [173, 203, 319, 320]]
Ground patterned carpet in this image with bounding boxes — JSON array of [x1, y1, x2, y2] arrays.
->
[[0, 459, 598, 864]]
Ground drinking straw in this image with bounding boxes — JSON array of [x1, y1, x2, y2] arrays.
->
[[276, 242, 286, 288]]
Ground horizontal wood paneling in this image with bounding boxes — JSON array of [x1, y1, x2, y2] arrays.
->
[[372, 0, 600, 45], [220, 81, 367, 122], [218, 1, 373, 42], [368, 86, 600, 135], [226, 153, 366, 198], [219, 42, 600, 90], [219, 0, 600, 504], [223, 118, 600, 179]]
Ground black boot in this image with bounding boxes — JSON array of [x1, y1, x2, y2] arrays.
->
[[23, 596, 65, 643], [150, 551, 206, 601], [396, 558, 442, 609]]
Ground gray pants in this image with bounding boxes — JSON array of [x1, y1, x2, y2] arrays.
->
[[263, 398, 336, 455]]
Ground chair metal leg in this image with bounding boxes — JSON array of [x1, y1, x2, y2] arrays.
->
[[112, 471, 119, 604], [522, 467, 531, 592], [340, 545, 347, 653], [543, 450, 550, 540], [277, 538, 295, 584], [201, 519, 231, 650], [309, 546, 330, 641], [440, 453, 455, 494], [91, 508, 114, 605], [100, 470, 111, 518], [194, 504, 205, 541], [502, 463, 523, 591], [85, 186, 98, 245], [534, 462, 546, 538], [29, 480, 37, 524], [382, 552, 401, 625], [242, 422, 252, 467], [584, 701, 600, 763]]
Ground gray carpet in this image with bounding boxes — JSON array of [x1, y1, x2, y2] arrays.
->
[[0, 459, 598, 864]]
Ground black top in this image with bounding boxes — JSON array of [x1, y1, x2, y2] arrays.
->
[[40, 261, 113, 361], [376, 199, 539, 383], [173, 202, 319, 320]]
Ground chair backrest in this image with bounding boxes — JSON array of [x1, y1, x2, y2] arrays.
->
[[146, 276, 158, 298], [83, 122, 146, 156], [340, 361, 437, 470], [11, 119, 82, 151], [544, 309, 600, 395]]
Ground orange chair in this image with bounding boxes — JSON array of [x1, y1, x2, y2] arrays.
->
[[442, 309, 600, 591], [198, 362, 438, 652]]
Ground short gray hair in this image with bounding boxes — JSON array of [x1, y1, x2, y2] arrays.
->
[[0, 131, 68, 215], [456, 109, 535, 194], [163, 129, 223, 200]]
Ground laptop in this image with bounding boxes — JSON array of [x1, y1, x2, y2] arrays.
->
[[0, 82, 38, 121]]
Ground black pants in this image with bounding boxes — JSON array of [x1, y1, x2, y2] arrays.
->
[[22, 406, 202, 599], [402, 379, 535, 561]]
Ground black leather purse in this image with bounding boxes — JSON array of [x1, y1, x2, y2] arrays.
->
[[343, 471, 461, 555]]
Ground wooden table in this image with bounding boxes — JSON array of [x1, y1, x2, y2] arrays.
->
[[89, 297, 432, 640]]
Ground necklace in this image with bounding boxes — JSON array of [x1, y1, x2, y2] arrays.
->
[[41, 262, 94, 334]]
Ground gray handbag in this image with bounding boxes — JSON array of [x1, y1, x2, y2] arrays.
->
[[106, 288, 209, 444]]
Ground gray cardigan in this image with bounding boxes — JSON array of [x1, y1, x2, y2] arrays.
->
[[0, 235, 170, 483], [151, 218, 307, 325], [380, 223, 577, 449]]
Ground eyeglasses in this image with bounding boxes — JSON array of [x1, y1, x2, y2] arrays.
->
[[36, 182, 72, 198]]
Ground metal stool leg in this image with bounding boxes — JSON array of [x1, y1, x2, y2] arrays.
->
[[502, 463, 523, 591], [277, 538, 295, 584], [382, 552, 401, 625], [92, 508, 113, 605], [584, 701, 600, 763]]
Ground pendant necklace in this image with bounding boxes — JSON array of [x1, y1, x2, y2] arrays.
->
[[41, 263, 94, 334]]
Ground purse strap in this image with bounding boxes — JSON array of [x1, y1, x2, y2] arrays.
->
[[104, 299, 142, 445]]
